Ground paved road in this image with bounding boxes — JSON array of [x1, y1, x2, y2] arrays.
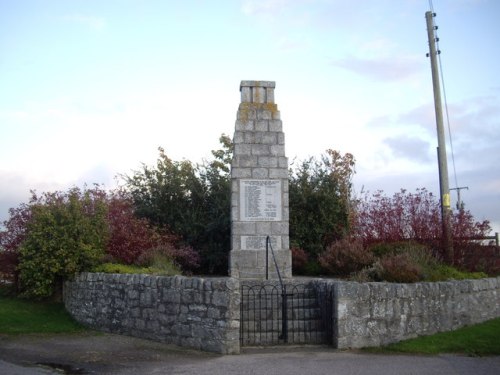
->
[[1, 332, 499, 375]]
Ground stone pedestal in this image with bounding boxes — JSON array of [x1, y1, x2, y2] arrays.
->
[[229, 80, 292, 279]]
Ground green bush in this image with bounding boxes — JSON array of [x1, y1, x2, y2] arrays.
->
[[18, 188, 108, 299], [124, 135, 232, 275], [426, 264, 487, 281], [289, 151, 355, 258]]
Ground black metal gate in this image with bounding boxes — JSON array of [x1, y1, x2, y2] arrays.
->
[[240, 283, 333, 346]]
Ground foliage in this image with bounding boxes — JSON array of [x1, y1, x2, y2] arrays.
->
[[0, 293, 85, 334], [93, 261, 180, 276], [318, 237, 374, 277], [289, 150, 355, 257], [351, 241, 487, 283], [105, 192, 199, 271], [123, 134, 232, 274], [0, 201, 33, 287], [377, 253, 423, 283], [425, 264, 487, 281], [291, 246, 308, 274], [1, 184, 197, 299], [354, 188, 441, 245], [366, 317, 500, 356], [353, 188, 492, 263], [17, 188, 108, 299]]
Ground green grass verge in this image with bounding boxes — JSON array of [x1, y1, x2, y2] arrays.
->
[[0, 293, 86, 334], [365, 317, 500, 356]]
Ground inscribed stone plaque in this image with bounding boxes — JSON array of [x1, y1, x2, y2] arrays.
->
[[240, 179, 282, 221], [240, 236, 280, 250]]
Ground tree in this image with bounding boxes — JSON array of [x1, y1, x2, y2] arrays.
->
[[123, 134, 232, 274], [289, 150, 355, 258]]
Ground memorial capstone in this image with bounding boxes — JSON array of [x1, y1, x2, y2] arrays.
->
[[229, 80, 292, 279]]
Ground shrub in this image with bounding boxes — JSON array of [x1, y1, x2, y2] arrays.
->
[[318, 238, 374, 277], [291, 247, 308, 274], [353, 189, 492, 265], [105, 193, 200, 272], [289, 151, 355, 257], [0, 201, 33, 287], [93, 262, 180, 276], [123, 135, 231, 275], [143, 244, 200, 273], [377, 253, 423, 283], [18, 188, 108, 299]]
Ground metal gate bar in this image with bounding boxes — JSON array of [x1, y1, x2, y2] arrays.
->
[[240, 283, 333, 346]]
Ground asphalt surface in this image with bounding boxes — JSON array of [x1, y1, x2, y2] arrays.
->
[[1, 332, 499, 375]]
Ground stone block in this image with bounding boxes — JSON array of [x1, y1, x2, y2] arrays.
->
[[271, 221, 288, 235], [258, 110, 273, 120], [235, 119, 255, 131], [237, 107, 256, 121], [257, 156, 278, 167], [234, 144, 251, 156], [269, 168, 288, 178], [232, 222, 256, 235], [266, 87, 275, 103], [252, 168, 268, 178], [240, 86, 251, 102], [231, 167, 252, 178], [231, 192, 238, 207], [255, 120, 269, 132], [256, 222, 272, 233], [253, 86, 266, 103], [270, 144, 285, 156], [251, 144, 270, 155], [255, 132, 277, 144], [243, 132, 255, 143], [269, 119, 282, 132], [233, 131, 244, 144]]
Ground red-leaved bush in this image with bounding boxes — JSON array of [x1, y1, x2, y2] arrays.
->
[[377, 253, 423, 283], [354, 188, 441, 244], [353, 188, 492, 263], [0, 201, 33, 285], [318, 237, 374, 276], [291, 247, 309, 274], [105, 192, 200, 271]]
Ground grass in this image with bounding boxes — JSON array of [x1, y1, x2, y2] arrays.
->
[[0, 287, 86, 334], [365, 317, 500, 356], [92, 261, 180, 276]]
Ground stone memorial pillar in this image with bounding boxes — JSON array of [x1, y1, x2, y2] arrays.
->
[[229, 80, 292, 279]]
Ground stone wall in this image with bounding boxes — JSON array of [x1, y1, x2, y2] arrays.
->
[[321, 277, 500, 349], [63, 273, 240, 354], [64, 274, 500, 353]]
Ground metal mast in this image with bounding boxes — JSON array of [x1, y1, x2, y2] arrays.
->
[[425, 11, 453, 263]]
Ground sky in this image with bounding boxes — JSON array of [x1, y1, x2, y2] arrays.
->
[[1, 0, 499, 235]]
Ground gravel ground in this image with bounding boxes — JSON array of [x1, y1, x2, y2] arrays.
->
[[1, 332, 499, 375]]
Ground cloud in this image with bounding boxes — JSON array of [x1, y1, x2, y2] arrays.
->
[[63, 14, 106, 30], [383, 136, 433, 163], [331, 55, 424, 81]]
